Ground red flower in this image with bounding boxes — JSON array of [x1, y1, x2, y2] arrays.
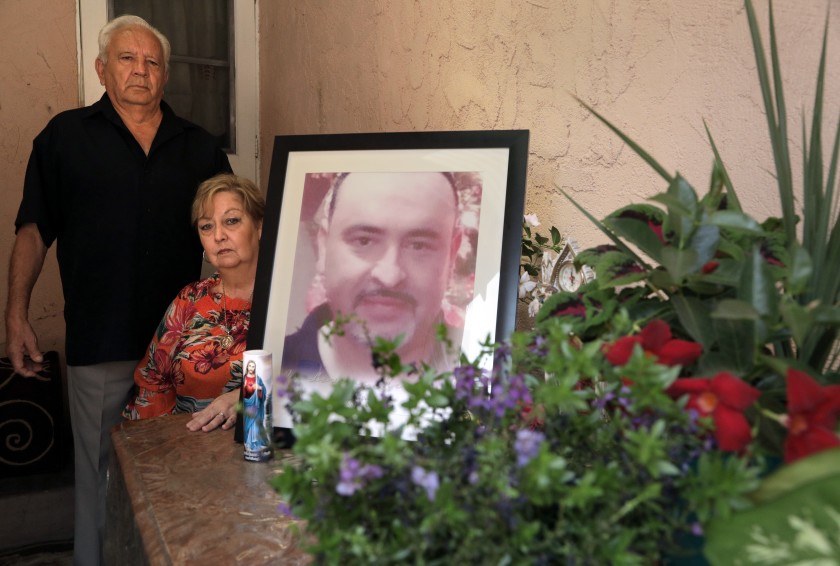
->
[[782, 368, 840, 463], [520, 403, 545, 430], [191, 341, 230, 374], [144, 348, 184, 388], [667, 372, 760, 452], [160, 302, 196, 345], [229, 332, 248, 356], [603, 320, 702, 368], [701, 261, 719, 274]]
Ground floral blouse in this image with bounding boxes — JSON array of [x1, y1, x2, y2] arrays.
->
[[124, 273, 250, 419]]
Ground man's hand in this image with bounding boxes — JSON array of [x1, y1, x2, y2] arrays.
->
[[5, 223, 48, 377], [5, 314, 44, 377]]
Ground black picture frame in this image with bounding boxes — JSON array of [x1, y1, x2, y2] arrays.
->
[[249, 130, 529, 429]]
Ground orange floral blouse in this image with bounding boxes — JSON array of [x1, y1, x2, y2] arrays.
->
[[124, 273, 250, 419]]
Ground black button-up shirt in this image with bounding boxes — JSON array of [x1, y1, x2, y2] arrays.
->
[[16, 94, 232, 365]]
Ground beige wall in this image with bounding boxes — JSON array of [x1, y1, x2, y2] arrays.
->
[[0, 0, 78, 359], [2, 1, 839, 360], [259, 0, 840, 253]]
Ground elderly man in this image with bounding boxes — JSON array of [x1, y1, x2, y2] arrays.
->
[[5, 15, 230, 565], [282, 171, 462, 382]]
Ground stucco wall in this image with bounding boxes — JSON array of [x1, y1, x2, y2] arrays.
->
[[0, 0, 78, 359], [258, 0, 840, 261], [2, 0, 839, 360]]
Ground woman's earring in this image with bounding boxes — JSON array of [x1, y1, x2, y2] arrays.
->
[[203, 250, 210, 263]]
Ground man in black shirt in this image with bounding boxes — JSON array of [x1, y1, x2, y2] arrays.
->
[[5, 15, 230, 565]]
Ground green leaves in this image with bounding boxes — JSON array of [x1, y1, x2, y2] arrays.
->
[[743, 0, 840, 373], [274, 1, 840, 563], [708, 210, 764, 234], [605, 204, 667, 264], [705, 449, 840, 565], [681, 452, 762, 524], [272, 308, 769, 565], [655, 175, 698, 243], [625, 419, 679, 478], [562, 0, 840, 380]]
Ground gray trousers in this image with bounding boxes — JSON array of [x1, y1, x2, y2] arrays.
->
[[67, 361, 137, 566]]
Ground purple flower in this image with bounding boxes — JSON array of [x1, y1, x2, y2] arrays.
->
[[411, 465, 440, 501], [514, 429, 545, 467], [362, 464, 384, 480], [617, 385, 632, 408], [453, 365, 482, 397], [493, 342, 512, 376], [456, 364, 533, 421], [275, 373, 292, 399], [335, 455, 383, 497], [528, 334, 548, 357], [685, 409, 701, 434], [503, 373, 533, 410], [277, 502, 296, 518], [593, 392, 615, 411], [488, 373, 533, 419], [336, 456, 362, 496]]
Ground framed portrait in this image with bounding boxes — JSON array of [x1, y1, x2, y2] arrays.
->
[[249, 130, 529, 428]]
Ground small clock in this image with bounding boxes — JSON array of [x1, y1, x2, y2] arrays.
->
[[545, 237, 595, 294], [556, 261, 582, 292]]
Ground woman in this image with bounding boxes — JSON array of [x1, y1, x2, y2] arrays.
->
[[124, 173, 264, 433]]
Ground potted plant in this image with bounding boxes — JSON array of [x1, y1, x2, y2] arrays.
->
[[272, 1, 840, 563]]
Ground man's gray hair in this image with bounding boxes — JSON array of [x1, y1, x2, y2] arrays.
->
[[98, 15, 171, 73]]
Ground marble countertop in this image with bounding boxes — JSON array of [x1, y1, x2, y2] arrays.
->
[[105, 414, 310, 565]]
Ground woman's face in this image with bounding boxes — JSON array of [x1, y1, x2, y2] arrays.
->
[[197, 191, 262, 272]]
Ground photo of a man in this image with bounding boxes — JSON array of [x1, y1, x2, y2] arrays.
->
[[281, 170, 482, 384]]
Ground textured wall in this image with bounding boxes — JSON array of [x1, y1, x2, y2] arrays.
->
[[0, 0, 78, 358], [3, 0, 839, 358], [259, 0, 840, 254]]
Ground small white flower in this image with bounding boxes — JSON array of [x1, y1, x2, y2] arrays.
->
[[523, 213, 540, 227], [519, 272, 537, 298], [528, 298, 541, 317]]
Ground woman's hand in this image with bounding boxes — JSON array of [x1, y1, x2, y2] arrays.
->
[[186, 389, 240, 432]]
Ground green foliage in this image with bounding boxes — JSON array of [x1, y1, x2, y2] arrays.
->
[[554, 0, 840, 561], [519, 216, 567, 316], [520, 217, 564, 279], [704, 449, 840, 565], [272, 315, 770, 564], [270, 1, 840, 564], [568, 0, 840, 382]]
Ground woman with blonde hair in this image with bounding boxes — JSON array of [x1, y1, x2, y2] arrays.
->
[[125, 173, 264, 432]]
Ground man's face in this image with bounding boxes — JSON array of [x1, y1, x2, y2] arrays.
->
[[320, 172, 459, 350], [95, 26, 168, 109]]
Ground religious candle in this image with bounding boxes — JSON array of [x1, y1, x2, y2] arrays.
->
[[242, 350, 274, 462]]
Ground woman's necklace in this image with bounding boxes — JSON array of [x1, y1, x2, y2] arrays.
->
[[219, 279, 253, 350]]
